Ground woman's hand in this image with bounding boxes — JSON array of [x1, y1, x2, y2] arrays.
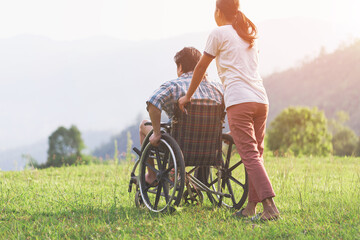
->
[[178, 95, 191, 113], [149, 132, 161, 147]]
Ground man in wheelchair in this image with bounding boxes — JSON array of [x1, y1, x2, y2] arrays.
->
[[139, 47, 224, 186]]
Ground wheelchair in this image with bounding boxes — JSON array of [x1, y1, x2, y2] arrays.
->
[[128, 103, 248, 213]]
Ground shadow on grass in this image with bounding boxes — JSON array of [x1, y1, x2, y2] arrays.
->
[[0, 203, 187, 223]]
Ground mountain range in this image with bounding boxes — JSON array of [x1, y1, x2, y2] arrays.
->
[[264, 40, 360, 134]]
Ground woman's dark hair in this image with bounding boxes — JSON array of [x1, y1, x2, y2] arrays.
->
[[216, 0, 257, 48], [174, 47, 202, 73]]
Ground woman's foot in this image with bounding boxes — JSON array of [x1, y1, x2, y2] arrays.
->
[[260, 198, 280, 220], [234, 201, 257, 218]]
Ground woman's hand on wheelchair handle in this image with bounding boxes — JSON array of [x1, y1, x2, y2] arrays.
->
[[178, 95, 191, 113], [149, 132, 162, 147]]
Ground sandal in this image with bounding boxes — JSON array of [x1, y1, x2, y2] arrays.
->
[[233, 208, 249, 218], [251, 212, 279, 222]]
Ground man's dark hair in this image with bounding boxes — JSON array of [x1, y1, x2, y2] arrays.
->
[[174, 47, 201, 73]]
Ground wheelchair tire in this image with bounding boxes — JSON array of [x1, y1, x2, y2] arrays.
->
[[207, 133, 248, 210], [138, 133, 185, 213]]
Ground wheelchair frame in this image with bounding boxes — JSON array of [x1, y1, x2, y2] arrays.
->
[[128, 121, 248, 213]]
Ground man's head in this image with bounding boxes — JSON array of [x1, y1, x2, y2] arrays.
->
[[174, 47, 201, 77]]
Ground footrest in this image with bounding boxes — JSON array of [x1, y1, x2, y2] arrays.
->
[[128, 176, 138, 193], [133, 147, 141, 156]]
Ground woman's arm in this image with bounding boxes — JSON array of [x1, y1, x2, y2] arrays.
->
[[178, 54, 214, 112]]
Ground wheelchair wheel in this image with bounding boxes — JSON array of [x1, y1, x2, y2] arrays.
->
[[183, 187, 204, 205], [207, 133, 248, 209], [138, 133, 185, 213]]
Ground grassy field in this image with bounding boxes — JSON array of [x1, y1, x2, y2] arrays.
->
[[1, 156, 359, 239]]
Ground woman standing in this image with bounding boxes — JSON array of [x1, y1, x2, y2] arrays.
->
[[178, 0, 279, 221]]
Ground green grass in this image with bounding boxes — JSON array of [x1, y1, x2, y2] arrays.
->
[[1, 156, 359, 239]]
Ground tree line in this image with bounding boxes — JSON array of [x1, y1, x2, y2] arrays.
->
[[27, 106, 359, 169]]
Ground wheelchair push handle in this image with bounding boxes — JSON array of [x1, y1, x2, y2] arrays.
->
[[176, 99, 189, 115]]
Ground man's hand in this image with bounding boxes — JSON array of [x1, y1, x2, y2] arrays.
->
[[149, 132, 162, 146], [178, 95, 191, 113]]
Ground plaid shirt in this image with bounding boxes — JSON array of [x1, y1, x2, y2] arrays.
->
[[147, 72, 224, 119]]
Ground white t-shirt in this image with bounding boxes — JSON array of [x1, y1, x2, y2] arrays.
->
[[204, 25, 269, 108]]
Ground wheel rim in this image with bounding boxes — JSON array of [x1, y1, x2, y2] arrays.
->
[[139, 139, 180, 212]]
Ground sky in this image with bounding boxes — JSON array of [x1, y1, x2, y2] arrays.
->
[[0, 0, 359, 41], [0, 0, 359, 153]]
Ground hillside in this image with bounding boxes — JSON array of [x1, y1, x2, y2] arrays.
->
[[264, 40, 360, 134]]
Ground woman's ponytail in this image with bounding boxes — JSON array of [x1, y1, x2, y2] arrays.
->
[[216, 0, 257, 48], [232, 10, 257, 48]]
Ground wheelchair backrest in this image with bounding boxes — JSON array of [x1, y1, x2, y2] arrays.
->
[[171, 103, 225, 166]]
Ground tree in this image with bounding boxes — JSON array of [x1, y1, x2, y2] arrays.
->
[[355, 137, 360, 157], [267, 107, 332, 156], [45, 125, 85, 168], [329, 111, 358, 156], [332, 128, 358, 156]]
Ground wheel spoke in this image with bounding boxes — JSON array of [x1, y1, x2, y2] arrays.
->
[[224, 142, 233, 169], [162, 179, 170, 202], [164, 176, 174, 186], [153, 182, 163, 210], [145, 162, 159, 174], [208, 177, 219, 187], [228, 160, 243, 172], [162, 149, 169, 169], [226, 179, 236, 205], [229, 175, 245, 188], [221, 173, 227, 189], [143, 185, 151, 192], [155, 148, 162, 171]]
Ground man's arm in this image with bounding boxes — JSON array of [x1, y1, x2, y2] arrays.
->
[[148, 103, 162, 146]]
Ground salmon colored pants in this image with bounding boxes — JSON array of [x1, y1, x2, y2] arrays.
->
[[227, 102, 275, 203]]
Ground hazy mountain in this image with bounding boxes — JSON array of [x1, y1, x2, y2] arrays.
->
[[264, 40, 360, 134]]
